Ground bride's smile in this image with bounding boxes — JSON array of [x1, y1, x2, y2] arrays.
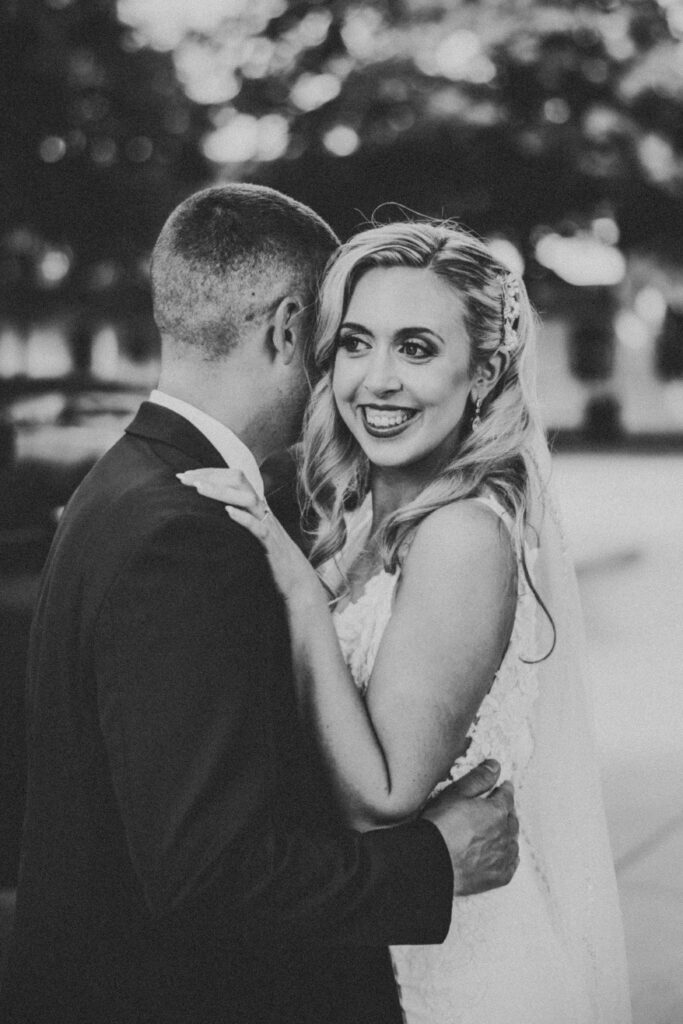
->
[[360, 404, 419, 435]]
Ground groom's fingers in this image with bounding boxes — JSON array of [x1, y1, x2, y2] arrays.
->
[[449, 759, 501, 799], [487, 781, 516, 824], [488, 780, 514, 811], [488, 782, 519, 845]]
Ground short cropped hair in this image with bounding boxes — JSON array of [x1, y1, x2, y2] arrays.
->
[[151, 184, 339, 359]]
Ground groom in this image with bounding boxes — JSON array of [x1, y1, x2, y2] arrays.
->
[[1, 185, 518, 1024]]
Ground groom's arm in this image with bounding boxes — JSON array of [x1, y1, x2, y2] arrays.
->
[[94, 502, 454, 949]]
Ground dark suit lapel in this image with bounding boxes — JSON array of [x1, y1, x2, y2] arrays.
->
[[125, 400, 229, 470]]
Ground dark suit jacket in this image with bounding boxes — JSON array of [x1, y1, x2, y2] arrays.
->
[[0, 402, 453, 1024]]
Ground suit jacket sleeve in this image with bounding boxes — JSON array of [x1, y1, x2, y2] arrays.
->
[[94, 506, 453, 948]]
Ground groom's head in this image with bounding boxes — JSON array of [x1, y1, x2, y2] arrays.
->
[[151, 184, 338, 451]]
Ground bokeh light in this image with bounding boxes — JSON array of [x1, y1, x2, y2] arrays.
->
[[0, 329, 26, 378], [38, 250, 72, 287], [202, 113, 289, 164], [544, 97, 571, 124], [634, 287, 667, 326], [25, 328, 73, 379], [341, 8, 383, 61], [322, 125, 360, 157], [175, 41, 241, 104], [638, 134, 678, 184], [91, 327, 120, 380], [290, 73, 341, 113], [592, 217, 620, 246], [614, 311, 651, 351], [117, 0, 286, 51], [535, 231, 626, 286], [39, 137, 67, 163]]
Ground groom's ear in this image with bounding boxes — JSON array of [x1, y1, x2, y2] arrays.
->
[[271, 295, 306, 366]]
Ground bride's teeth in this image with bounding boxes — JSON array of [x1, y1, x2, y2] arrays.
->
[[365, 409, 411, 428]]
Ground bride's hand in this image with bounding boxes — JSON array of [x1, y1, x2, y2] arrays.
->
[[177, 468, 322, 607]]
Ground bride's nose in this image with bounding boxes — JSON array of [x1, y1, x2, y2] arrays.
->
[[362, 347, 402, 395]]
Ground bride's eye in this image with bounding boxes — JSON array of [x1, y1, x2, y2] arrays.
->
[[337, 333, 369, 354], [400, 338, 432, 359]]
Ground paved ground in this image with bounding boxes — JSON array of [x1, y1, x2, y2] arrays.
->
[[553, 453, 683, 1024]]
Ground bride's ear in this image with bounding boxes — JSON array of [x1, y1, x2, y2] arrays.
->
[[271, 296, 306, 365], [474, 348, 510, 398]]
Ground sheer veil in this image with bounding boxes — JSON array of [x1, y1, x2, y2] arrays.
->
[[522, 428, 632, 1022]]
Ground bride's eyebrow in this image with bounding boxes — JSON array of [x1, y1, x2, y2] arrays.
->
[[339, 321, 372, 335], [339, 321, 444, 344], [395, 326, 444, 342]]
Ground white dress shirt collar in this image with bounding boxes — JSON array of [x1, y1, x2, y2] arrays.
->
[[149, 389, 264, 499]]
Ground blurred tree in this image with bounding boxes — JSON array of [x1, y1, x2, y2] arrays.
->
[[2, 0, 683, 332], [0, 0, 209, 347], [112, 0, 683, 256]]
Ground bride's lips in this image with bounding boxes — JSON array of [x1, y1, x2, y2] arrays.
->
[[359, 405, 419, 438]]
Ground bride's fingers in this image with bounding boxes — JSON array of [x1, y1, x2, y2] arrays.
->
[[178, 468, 247, 488], [192, 481, 262, 509], [225, 505, 270, 542], [179, 475, 262, 510], [177, 468, 259, 504]]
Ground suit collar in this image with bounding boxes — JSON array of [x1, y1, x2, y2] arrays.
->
[[149, 390, 264, 497], [125, 401, 228, 469]]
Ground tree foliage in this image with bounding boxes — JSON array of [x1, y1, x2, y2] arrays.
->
[[116, 0, 683, 247], [0, 0, 208, 315], [2, 0, 683, 314]]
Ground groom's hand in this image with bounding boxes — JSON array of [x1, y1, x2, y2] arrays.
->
[[422, 760, 519, 896]]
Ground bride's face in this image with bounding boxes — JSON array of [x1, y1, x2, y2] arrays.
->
[[332, 266, 473, 479]]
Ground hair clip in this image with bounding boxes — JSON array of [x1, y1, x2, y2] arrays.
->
[[501, 272, 521, 351]]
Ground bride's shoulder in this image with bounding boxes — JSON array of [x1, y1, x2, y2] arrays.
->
[[403, 498, 516, 579]]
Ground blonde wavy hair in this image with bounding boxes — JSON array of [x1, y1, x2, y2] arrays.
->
[[300, 220, 545, 584]]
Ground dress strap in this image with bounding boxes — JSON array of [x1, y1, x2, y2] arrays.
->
[[472, 494, 540, 574], [471, 493, 515, 536]]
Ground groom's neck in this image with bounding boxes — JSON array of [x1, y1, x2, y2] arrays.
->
[[157, 357, 270, 459]]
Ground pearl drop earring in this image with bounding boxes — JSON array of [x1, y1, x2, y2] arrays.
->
[[472, 394, 483, 431]]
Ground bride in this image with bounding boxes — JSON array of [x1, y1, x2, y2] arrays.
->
[[180, 220, 632, 1023]]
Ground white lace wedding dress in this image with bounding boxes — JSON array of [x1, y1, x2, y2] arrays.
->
[[331, 480, 632, 1023]]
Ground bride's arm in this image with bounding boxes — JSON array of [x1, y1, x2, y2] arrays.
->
[[352, 503, 517, 827], [287, 502, 516, 830], [179, 470, 516, 831]]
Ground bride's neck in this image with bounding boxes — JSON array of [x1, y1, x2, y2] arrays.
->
[[369, 470, 424, 532]]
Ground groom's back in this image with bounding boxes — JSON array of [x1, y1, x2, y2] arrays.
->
[[2, 419, 402, 1024], [1, 431, 214, 1021], [2, 426, 292, 1021]]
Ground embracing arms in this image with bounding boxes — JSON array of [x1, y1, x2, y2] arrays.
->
[[179, 470, 517, 834], [94, 503, 508, 950]]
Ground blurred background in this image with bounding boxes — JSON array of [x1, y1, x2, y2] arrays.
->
[[1, 0, 682, 1019]]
